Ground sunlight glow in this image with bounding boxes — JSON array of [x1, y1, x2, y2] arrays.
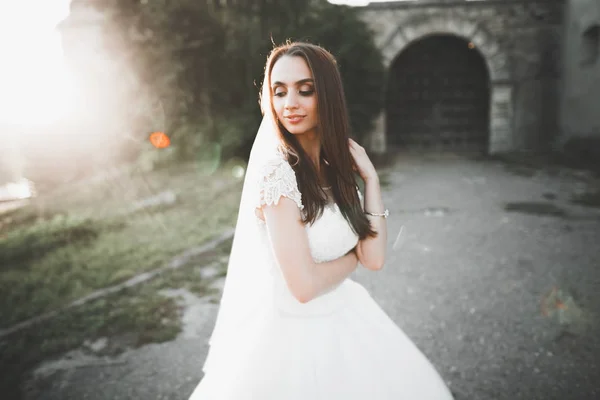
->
[[5, 178, 34, 200], [0, 1, 73, 126]]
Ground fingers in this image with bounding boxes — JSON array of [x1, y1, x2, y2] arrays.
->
[[348, 139, 356, 155], [348, 139, 365, 175], [349, 141, 359, 171], [348, 138, 365, 153]]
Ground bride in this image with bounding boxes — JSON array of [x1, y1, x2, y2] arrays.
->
[[188, 42, 454, 399]]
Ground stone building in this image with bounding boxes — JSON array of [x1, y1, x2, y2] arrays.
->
[[559, 0, 600, 151], [359, 0, 557, 154], [358, 0, 599, 155]]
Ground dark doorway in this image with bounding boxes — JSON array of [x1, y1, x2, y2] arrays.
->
[[386, 35, 491, 152]]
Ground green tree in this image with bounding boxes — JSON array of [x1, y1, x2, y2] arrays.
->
[[61, 0, 384, 167], [111, 0, 227, 159], [209, 0, 385, 157]]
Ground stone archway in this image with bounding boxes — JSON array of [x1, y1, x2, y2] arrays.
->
[[387, 34, 490, 152], [370, 17, 514, 155]]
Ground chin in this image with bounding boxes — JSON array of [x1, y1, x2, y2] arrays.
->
[[284, 124, 315, 136]]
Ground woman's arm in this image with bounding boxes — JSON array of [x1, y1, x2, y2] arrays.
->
[[349, 139, 387, 271], [262, 197, 358, 304], [356, 175, 387, 271]]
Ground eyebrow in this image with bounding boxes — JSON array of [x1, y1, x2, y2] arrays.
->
[[271, 78, 314, 87]]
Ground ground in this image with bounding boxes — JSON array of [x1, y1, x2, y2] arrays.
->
[[20, 153, 600, 400]]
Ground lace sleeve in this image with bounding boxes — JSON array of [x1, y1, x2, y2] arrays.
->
[[257, 156, 304, 211]]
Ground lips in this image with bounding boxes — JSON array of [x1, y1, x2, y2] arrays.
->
[[285, 115, 305, 124]]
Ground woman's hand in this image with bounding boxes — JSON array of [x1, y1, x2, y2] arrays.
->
[[348, 140, 387, 271], [348, 139, 378, 182]]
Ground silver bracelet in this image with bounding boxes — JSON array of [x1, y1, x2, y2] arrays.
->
[[365, 209, 389, 218]]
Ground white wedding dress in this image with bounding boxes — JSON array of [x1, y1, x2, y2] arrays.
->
[[189, 154, 454, 399]]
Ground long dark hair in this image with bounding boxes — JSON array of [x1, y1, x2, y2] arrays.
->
[[261, 42, 376, 240]]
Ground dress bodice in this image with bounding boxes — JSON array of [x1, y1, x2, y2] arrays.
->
[[305, 202, 359, 263]]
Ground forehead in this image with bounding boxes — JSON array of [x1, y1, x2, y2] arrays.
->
[[271, 55, 313, 84]]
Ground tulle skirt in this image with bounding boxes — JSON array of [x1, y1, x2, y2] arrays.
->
[[189, 279, 454, 400]]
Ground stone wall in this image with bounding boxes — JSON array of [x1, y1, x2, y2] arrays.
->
[[558, 0, 600, 148], [359, 0, 565, 154]]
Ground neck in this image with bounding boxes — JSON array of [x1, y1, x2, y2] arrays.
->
[[295, 131, 329, 186], [295, 130, 321, 171]]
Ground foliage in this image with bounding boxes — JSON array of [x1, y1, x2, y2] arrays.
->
[[208, 0, 385, 152], [61, 0, 384, 167]]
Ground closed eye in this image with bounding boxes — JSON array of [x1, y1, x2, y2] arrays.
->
[[274, 89, 314, 97]]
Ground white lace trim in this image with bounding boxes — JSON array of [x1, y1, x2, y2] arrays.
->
[[257, 155, 304, 211]]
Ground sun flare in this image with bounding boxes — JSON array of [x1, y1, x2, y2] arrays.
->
[[0, 0, 73, 127]]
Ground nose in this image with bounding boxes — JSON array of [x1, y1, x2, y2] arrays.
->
[[284, 91, 299, 110]]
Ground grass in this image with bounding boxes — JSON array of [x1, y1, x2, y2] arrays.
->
[[0, 159, 241, 399], [0, 161, 242, 328], [1, 238, 232, 399]]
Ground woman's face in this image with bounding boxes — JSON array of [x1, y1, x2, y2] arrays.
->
[[270, 55, 318, 137]]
